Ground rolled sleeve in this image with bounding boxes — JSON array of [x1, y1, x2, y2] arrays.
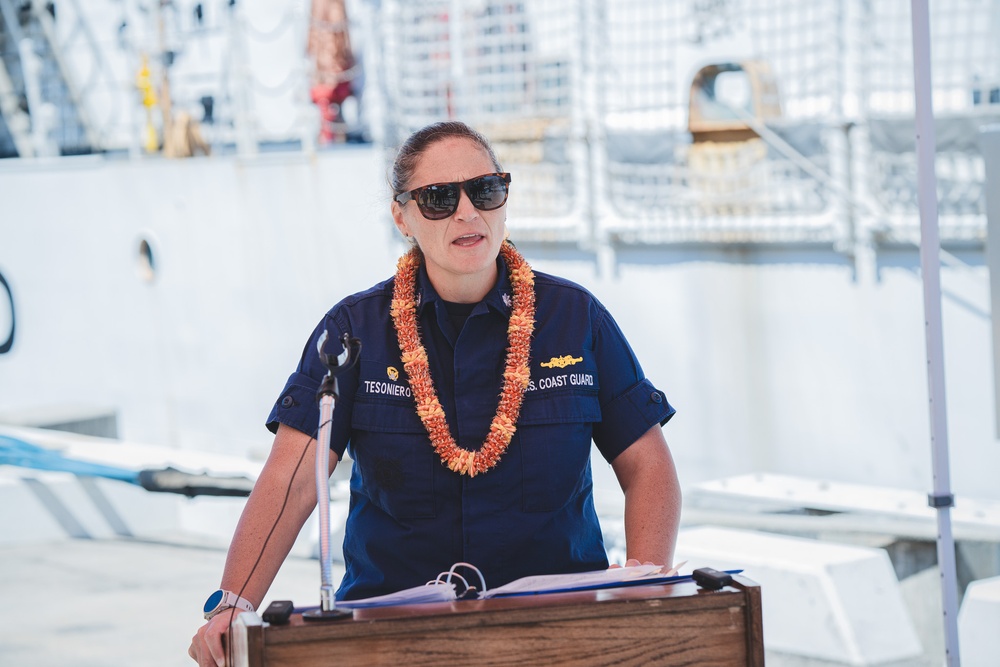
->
[[590, 304, 676, 463], [266, 371, 321, 438], [592, 378, 675, 462], [265, 310, 356, 458]]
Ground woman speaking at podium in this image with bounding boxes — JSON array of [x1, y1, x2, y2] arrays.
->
[[189, 121, 681, 666]]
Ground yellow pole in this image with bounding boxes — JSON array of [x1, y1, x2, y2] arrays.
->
[[136, 54, 159, 153]]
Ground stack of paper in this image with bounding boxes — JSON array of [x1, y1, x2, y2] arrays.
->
[[480, 564, 678, 598], [335, 581, 457, 609], [330, 564, 701, 609]]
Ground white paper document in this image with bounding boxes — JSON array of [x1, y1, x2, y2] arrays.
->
[[334, 581, 458, 609], [330, 563, 700, 609], [479, 564, 673, 598]]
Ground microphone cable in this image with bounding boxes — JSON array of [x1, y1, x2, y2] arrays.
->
[[224, 419, 327, 666]]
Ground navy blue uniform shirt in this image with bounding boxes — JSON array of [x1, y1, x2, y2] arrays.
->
[[266, 258, 675, 600]]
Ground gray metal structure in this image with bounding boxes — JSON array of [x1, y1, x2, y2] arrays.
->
[[0, 0, 101, 156], [374, 0, 1000, 249]]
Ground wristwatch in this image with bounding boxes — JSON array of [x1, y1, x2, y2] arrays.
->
[[203, 589, 255, 620]]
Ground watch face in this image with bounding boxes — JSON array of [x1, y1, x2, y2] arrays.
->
[[204, 590, 224, 614]]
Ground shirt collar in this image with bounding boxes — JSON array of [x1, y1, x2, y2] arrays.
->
[[414, 255, 514, 318]]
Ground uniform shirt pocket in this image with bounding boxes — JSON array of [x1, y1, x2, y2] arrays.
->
[[351, 400, 437, 520], [517, 389, 602, 512]]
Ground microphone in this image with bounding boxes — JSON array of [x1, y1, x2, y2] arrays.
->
[[304, 330, 360, 621]]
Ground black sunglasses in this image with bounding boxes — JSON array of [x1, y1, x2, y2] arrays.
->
[[394, 173, 511, 220]]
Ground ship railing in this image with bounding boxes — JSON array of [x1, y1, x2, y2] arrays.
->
[[857, 0, 1000, 244], [375, 0, 1000, 249]]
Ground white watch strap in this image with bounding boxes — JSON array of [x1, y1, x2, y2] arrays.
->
[[206, 590, 255, 620], [221, 591, 255, 613]]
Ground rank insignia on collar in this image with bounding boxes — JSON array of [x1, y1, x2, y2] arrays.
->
[[502, 292, 512, 307], [387, 366, 399, 381], [541, 355, 583, 369]]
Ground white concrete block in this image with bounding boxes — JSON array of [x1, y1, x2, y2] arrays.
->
[[0, 470, 184, 544], [694, 473, 1000, 534], [0, 426, 346, 562], [176, 494, 347, 560], [0, 473, 74, 544], [959, 575, 1000, 667], [1, 467, 343, 566], [0, 425, 258, 545], [176, 494, 248, 541], [675, 526, 922, 665]]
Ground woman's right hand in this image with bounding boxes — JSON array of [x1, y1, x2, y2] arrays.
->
[[188, 609, 239, 667], [188, 425, 334, 666]]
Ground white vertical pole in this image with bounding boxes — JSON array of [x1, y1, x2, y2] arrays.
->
[[908, 2, 960, 665], [984, 127, 1000, 438], [315, 392, 335, 611]]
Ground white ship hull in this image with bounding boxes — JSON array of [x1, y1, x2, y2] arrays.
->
[[1, 147, 997, 499]]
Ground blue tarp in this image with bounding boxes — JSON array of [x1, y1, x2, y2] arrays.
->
[[0, 434, 140, 484]]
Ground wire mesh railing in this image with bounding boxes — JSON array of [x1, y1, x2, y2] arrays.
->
[[374, 0, 999, 247], [593, 0, 848, 243], [3, 0, 998, 248], [859, 0, 1000, 243]]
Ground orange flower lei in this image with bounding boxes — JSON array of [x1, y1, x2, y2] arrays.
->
[[390, 241, 535, 477]]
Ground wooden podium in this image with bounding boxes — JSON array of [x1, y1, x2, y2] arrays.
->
[[233, 576, 764, 666]]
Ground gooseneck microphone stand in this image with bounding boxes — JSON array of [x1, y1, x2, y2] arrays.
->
[[302, 331, 361, 621]]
